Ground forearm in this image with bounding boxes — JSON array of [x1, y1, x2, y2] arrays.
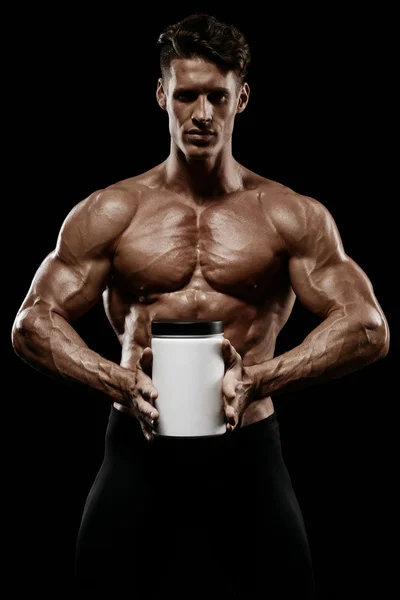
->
[[12, 307, 133, 405], [248, 307, 389, 400]]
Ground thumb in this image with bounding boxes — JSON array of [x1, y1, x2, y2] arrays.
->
[[224, 399, 237, 427], [138, 347, 153, 372], [221, 338, 237, 367], [223, 382, 236, 399], [222, 377, 237, 426]]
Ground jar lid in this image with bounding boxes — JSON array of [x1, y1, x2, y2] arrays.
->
[[151, 320, 224, 336]]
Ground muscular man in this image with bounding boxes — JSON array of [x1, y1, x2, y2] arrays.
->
[[12, 13, 389, 597]]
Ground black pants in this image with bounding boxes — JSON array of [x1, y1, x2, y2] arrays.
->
[[75, 406, 316, 598]]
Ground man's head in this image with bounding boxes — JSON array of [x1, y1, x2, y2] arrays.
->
[[156, 13, 251, 161]]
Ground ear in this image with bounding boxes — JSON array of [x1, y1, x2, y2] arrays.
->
[[156, 78, 167, 111], [236, 82, 250, 114]]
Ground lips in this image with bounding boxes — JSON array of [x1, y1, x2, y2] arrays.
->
[[186, 129, 215, 136]]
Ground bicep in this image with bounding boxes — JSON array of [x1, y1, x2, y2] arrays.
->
[[286, 197, 378, 319], [288, 252, 376, 319], [19, 187, 135, 322], [20, 250, 111, 322]]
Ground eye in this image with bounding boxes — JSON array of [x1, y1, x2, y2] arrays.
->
[[208, 91, 228, 103], [175, 91, 197, 102]]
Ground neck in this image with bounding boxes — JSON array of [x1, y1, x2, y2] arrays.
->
[[164, 142, 244, 200]]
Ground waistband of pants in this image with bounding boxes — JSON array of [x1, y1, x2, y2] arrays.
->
[[107, 404, 279, 454]]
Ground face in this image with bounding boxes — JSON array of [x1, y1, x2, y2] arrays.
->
[[156, 57, 250, 161]]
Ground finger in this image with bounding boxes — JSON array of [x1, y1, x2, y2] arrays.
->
[[226, 415, 238, 432], [222, 390, 238, 430], [136, 349, 158, 398], [136, 397, 159, 443], [139, 420, 155, 443], [223, 397, 237, 433], [221, 339, 236, 369], [222, 378, 236, 400], [135, 396, 159, 426], [136, 377, 159, 404], [224, 403, 237, 426], [222, 341, 243, 383], [138, 347, 153, 375]]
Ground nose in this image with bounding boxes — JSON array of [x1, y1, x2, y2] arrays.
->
[[191, 95, 212, 124]]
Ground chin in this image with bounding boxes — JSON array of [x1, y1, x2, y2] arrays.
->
[[184, 146, 214, 161], [187, 152, 212, 161]]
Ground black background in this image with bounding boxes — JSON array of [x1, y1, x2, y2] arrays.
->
[[5, 3, 397, 597]]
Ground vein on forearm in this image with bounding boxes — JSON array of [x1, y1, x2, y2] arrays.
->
[[251, 307, 384, 398]]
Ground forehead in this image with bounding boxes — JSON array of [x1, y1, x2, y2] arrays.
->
[[167, 57, 238, 91]]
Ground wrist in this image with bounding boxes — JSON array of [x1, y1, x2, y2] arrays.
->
[[244, 364, 263, 400], [104, 363, 136, 405]]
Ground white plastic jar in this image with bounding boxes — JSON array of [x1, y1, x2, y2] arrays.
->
[[151, 320, 226, 437]]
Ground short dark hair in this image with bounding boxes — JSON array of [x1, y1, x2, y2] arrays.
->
[[157, 13, 251, 84]]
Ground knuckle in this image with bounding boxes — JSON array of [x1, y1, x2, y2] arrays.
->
[[137, 371, 150, 386], [137, 398, 152, 419], [135, 369, 145, 382]]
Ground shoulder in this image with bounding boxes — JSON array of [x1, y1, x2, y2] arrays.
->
[[64, 161, 165, 222], [65, 184, 138, 227], [60, 169, 162, 238], [56, 180, 149, 258], [253, 179, 339, 252]]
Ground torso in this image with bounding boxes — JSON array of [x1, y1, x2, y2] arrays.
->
[[103, 163, 297, 425]]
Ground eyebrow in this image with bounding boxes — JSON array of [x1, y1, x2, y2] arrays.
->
[[173, 86, 231, 95]]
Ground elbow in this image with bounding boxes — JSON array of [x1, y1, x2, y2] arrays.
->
[[376, 320, 390, 360], [11, 308, 41, 361], [363, 308, 390, 362]]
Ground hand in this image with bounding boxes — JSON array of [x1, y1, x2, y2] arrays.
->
[[221, 338, 259, 432], [115, 347, 159, 443]]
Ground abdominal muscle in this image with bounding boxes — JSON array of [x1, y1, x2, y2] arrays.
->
[[114, 302, 274, 427], [110, 290, 278, 429]]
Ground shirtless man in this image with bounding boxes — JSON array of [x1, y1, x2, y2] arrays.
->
[[12, 13, 389, 597]]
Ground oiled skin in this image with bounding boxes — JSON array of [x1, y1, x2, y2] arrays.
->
[[11, 163, 389, 423], [11, 57, 389, 434]]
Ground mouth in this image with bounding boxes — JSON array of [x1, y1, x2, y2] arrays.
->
[[185, 130, 215, 142]]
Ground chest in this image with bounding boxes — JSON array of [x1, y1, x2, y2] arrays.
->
[[112, 198, 286, 295]]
